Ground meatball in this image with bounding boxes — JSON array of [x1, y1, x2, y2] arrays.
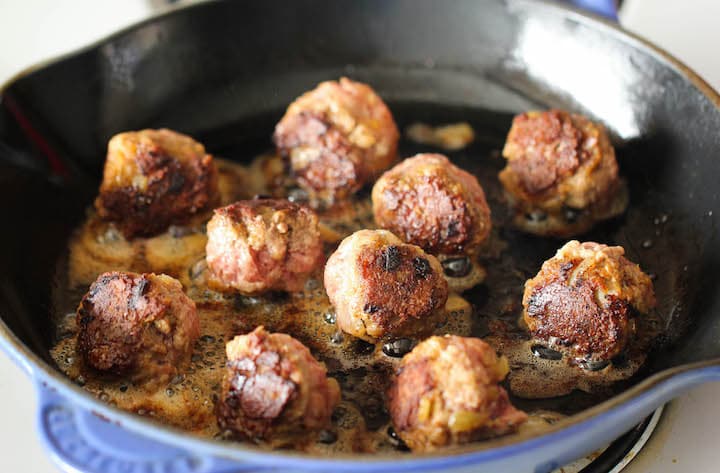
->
[[95, 129, 219, 239], [76, 272, 200, 387], [499, 110, 626, 236], [523, 241, 656, 362], [372, 153, 492, 256], [205, 199, 324, 294], [324, 229, 448, 342], [216, 326, 340, 444], [273, 77, 399, 203], [387, 335, 527, 452]]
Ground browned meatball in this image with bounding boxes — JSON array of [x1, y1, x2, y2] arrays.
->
[[324, 229, 448, 342], [273, 77, 399, 203], [216, 326, 340, 444], [205, 199, 324, 294], [499, 110, 626, 236], [95, 129, 219, 239], [76, 272, 200, 387], [372, 153, 492, 256], [523, 241, 656, 362], [387, 335, 527, 452]]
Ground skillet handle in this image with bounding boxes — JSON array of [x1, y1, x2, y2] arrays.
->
[[35, 382, 265, 473], [568, 0, 618, 20]]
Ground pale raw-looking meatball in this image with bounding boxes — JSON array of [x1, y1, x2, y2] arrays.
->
[[387, 335, 527, 452], [95, 129, 219, 239], [499, 110, 627, 237], [216, 326, 341, 445], [324, 229, 448, 342], [372, 153, 492, 256], [76, 272, 200, 388], [205, 199, 324, 294], [523, 241, 656, 363], [273, 77, 400, 203]]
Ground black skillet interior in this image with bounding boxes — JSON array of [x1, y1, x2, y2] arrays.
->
[[0, 0, 719, 415]]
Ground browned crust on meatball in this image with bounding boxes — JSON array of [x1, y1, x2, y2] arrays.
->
[[499, 110, 624, 236], [76, 271, 200, 388], [274, 111, 366, 198], [504, 110, 584, 194], [358, 245, 447, 334], [387, 358, 436, 433], [526, 279, 632, 361], [95, 129, 219, 239], [205, 199, 324, 294], [324, 230, 448, 342], [387, 335, 527, 452], [523, 241, 656, 361], [273, 78, 399, 202], [373, 153, 491, 256], [216, 327, 340, 444]]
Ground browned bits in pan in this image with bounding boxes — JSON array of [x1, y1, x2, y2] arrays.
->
[[216, 326, 340, 445], [57, 89, 670, 453], [273, 77, 399, 203], [324, 229, 448, 342], [76, 271, 200, 389], [387, 335, 527, 452], [523, 241, 656, 362], [95, 129, 219, 239], [405, 122, 475, 151]]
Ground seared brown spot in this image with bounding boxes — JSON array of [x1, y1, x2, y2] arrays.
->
[[445, 220, 460, 238], [76, 272, 199, 385], [274, 111, 364, 197], [359, 246, 447, 332], [379, 245, 402, 272], [363, 303, 380, 314], [378, 175, 475, 255], [506, 110, 584, 194], [273, 78, 399, 202], [96, 143, 218, 239], [559, 261, 576, 277], [526, 279, 631, 361], [413, 257, 432, 279], [373, 154, 492, 257], [77, 273, 150, 373]]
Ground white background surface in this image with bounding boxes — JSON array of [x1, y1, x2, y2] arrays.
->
[[0, 0, 718, 472]]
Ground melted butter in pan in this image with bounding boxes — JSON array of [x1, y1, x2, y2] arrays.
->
[[52, 153, 662, 453]]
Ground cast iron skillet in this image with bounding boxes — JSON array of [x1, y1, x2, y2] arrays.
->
[[0, 1, 719, 472]]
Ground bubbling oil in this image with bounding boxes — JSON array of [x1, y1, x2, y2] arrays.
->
[[50, 152, 662, 454]]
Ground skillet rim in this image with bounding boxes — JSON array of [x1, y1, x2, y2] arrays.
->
[[0, 0, 719, 464]]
